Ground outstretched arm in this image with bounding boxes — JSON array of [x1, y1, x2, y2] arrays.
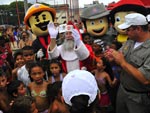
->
[[47, 22, 58, 51]]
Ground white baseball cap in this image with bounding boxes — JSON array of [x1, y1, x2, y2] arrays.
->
[[62, 69, 99, 106], [147, 14, 150, 22], [118, 13, 148, 29]]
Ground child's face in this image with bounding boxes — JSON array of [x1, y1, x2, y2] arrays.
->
[[96, 59, 104, 69], [23, 50, 35, 62], [30, 66, 45, 84], [17, 83, 26, 96], [83, 35, 91, 44], [15, 55, 25, 68], [92, 43, 102, 52], [50, 63, 61, 76], [0, 75, 8, 89]]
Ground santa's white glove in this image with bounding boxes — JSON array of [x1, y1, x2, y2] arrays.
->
[[47, 22, 58, 39], [36, 49, 44, 58], [72, 29, 81, 47]]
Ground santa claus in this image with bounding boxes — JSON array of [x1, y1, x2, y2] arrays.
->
[[47, 22, 94, 73]]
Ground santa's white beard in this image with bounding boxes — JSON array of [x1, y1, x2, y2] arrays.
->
[[62, 39, 74, 51]]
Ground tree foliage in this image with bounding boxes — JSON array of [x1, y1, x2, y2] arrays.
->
[[0, 1, 32, 26]]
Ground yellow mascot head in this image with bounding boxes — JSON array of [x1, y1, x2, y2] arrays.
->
[[81, 3, 110, 37], [24, 3, 56, 37], [110, 0, 147, 43]]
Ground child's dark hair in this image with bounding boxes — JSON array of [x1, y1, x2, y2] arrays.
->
[[48, 59, 63, 76], [22, 46, 34, 52], [46, 81, 62, 104], [101, 57, 114, 80], [111, 41, 122, 50], [28, 61, 46, 81], [11, 96, 36, 113], [7, 80, 24, 98], [0, 68, 7, 77], [13, 49, 23, 61], [82, 33, 91, 39]]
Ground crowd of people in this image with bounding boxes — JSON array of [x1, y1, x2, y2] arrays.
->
[[0, 12, 150, 113]]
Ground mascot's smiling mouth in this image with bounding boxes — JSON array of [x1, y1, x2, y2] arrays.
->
[[35, 21, 50, 31], [92, 27, 104, 33]]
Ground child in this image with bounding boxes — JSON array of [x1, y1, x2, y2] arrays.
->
[[0, 69, 11, 113], [48, 59, 66, 84], [11, 96, 38, 113], [17, 46, 35, 86], [7, 80, 27, 99], [28, 61, 49, 113], [94, 57, 117, 113], [92, 39, 105, 61], [46, 81, 69, 113], [12, 50, 25, 80]]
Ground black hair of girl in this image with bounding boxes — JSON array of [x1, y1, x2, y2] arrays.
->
[[69, 95, 99, 113], [13, 49, 23, 61], [0, 68, 6, 77], [11, 96, 36, 113], [47, 59, 63, 76], [46, 81, 62, 105], [28, 61, 46, 82], [101, 57, 114, 80], [7, 80, 23, 98], [22, 45, 34, 52]]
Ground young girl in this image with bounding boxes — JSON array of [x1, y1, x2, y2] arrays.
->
[[28, 61, 49, 113], [12, 50, 25, 80], [48, 59, 66, 84], [0, 69, 11, 113], [7, 80, 27, 107], [94, 57, 117, 113]]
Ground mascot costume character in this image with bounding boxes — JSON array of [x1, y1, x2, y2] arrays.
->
[[110, 0, 148, 43], [80, 3, 115, 45], [24, 3, 56, 59]]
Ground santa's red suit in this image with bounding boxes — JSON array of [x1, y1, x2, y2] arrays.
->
[[48, 41, 94, 73]]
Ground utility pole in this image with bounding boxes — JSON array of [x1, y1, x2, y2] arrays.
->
[[16, 0, 20, 27], [24, 0, 28, 14]]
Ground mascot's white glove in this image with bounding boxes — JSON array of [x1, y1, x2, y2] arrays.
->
[[37, 49, 44, 58], [47, 22, 58, 39], [72, 29, 81, 47]]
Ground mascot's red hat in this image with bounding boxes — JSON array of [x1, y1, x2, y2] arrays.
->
[[110, 0, 148, 24]]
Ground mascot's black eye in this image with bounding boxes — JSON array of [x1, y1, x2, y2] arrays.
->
[[42, 15, 46, 20], [36, 19, 40, 22], [115, 16, 121, 22], [91, 21, 95, 25], [99, 19, 103, 23]]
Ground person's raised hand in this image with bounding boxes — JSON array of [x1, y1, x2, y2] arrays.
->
[[36, 49, 44, 58], [47, 22, 58, 39], [72, 29, 81, 46]]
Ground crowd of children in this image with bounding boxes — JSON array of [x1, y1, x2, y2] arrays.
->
[[0, 20, 124, 113]]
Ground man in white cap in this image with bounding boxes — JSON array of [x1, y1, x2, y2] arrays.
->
[[105, 13, 150, 113], [47, 22, 94, 73]]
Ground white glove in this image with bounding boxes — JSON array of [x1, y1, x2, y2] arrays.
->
[[47, 22, 58, 39], [37, 49, 44, 58], [72, 29, 81, 46]]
